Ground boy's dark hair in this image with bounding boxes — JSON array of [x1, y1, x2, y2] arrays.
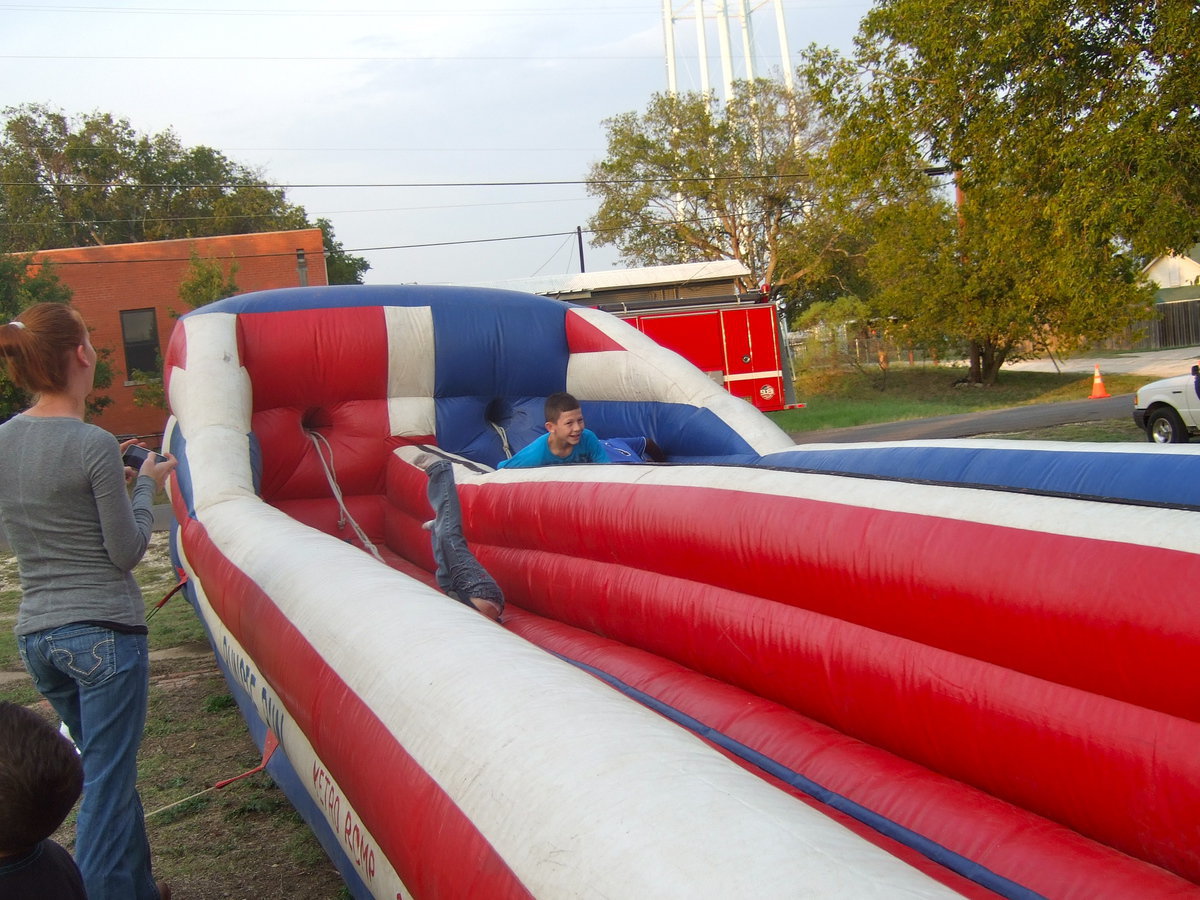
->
[[0, 702, 83, 852], [544, 391, 581, 424]]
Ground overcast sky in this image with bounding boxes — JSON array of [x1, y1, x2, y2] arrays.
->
[[0, 1, 869, 286]]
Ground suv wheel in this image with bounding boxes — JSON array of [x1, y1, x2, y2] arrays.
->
[[1146, 407, 1190, 443]]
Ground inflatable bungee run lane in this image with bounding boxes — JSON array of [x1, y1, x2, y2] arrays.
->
[[162, 285, 1200, 899]]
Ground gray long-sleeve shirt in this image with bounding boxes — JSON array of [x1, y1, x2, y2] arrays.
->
[[0, 414, 155, 635]]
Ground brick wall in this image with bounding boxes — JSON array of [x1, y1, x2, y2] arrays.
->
[[27, 229, 328, 444]]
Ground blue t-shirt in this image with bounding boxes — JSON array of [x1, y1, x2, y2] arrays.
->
[[498, 429, 610, 469]]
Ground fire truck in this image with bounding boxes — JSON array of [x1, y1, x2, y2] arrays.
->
[[486, 261, 801, 413]]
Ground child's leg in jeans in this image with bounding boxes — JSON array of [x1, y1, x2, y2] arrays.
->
[[424, 459, 504, 618]]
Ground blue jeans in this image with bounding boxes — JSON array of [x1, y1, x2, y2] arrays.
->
[[18, 624, 158, 900], [426, 460, 504, 608]]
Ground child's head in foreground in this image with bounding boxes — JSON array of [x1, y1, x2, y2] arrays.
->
[[0, 702, 83, 855]]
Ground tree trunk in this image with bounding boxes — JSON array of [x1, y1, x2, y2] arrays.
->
[[981, 345, 1007, 385], [968, 341, 982, 383]]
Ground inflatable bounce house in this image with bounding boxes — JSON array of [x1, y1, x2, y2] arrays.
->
[[163, 285, 1200, 899]]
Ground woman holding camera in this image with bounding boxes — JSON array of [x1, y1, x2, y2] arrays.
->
[[0, 303, 175, 900]]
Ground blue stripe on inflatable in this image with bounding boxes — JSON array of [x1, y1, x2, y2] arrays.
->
[[587, 401, 759, 459], [553, 650, 1046, 900], [181, 283, 550, 317], [429, 292, 570, 399], [164, 427, 196, 522], [764, 445, 1200, 508]]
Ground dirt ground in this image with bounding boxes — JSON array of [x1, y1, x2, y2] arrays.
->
[[24, 652, 351, 900], [3, 536, 350, 899]]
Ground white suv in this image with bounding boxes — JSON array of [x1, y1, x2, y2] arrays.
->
[[1133, 365, 1200, 442]]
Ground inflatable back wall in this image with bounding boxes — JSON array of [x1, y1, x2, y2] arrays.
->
[[164, 285, 1200, 899]]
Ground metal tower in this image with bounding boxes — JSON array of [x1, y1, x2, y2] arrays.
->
[[661, 0, 794, 101]]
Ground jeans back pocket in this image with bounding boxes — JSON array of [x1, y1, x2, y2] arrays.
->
[[46, 625, 118, 686]]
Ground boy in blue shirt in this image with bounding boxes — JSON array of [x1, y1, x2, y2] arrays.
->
[[498, 392, 610, 469]]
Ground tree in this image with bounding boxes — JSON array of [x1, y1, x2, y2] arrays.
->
[[0, 252, 113, 420], [318, 217, 370, 285], [586, 80, 835, 290], [801, 0, 1179, 383], [0, 104, 369, 279], [178, 249, 239, 311], [0, 104, 304, 249]]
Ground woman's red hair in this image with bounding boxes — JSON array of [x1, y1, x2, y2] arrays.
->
[[0, 303, 88, 395]]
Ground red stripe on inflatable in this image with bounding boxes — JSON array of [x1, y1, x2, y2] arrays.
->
[[237, 307, 391, 411], [178, 516, 531, 900], [164, 319, 186, 391], [255, 401, 403, 501], [466, 480, 1200, 721], [503, 609, 1200, 899], [456, 479, 1200, 885], [565, 309, 627, 353], [481, 544, 1200, 883]]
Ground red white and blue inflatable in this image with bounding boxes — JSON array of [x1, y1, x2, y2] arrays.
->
[[163, 285, 1200, 899]]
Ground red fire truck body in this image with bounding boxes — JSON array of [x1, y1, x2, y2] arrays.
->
[[605, 298, 795, 412], [485, 261, 800, 413]]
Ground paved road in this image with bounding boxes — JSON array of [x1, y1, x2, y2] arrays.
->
[[1004, 345, 1200, 378], [795, 394, 1136, 444]]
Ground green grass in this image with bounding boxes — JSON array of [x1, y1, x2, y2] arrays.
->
[[0, 533, 207, 706], [768, 366, 1145, 433]]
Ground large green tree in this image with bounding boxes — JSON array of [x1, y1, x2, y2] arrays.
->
[[318, 217, 370, 285], [586, 80, 836, 290], [0, 104, 306, 248], [0, 104, 370, 283], [804, 0, 1189, 382]]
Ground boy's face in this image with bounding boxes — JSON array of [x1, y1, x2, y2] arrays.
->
[[546, 407, 585, 448]]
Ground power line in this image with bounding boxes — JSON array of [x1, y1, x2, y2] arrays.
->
[[0, 4, 651, 17], [23, 228, 596, 264], [3, 196, 587, 228], [0, 53, 666, 61], [0, 173, 811, 190], [15, 215, 732, 265]]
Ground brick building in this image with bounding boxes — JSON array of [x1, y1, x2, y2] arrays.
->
[[26, 229, 327, 442]]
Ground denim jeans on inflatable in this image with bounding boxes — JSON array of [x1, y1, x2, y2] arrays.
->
[[425, 460, 504, 607], [18, 624, 158, 900]]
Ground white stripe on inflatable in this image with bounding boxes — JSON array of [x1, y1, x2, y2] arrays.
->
[[192, 496, 959, 898], [566, 307, 794, 454], [173, 535, 410, 899], [384, 305, 436, 437], [169, 313, 251, 433], [171, 314, 257, 511], [386, 396, 436, 438], [485, 463, 1200, 554]]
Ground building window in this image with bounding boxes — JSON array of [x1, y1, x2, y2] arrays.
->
[[120, 308, 159, 382]]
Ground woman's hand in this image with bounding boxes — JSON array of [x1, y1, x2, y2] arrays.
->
[[118, 438, 140, 484], [139, 449, 178, 490]]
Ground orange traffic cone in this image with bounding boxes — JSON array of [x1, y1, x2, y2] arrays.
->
[[1089, 364, 1110, 399]]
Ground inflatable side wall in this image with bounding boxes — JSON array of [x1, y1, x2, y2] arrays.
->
[[165, 286, 1200, 899]]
